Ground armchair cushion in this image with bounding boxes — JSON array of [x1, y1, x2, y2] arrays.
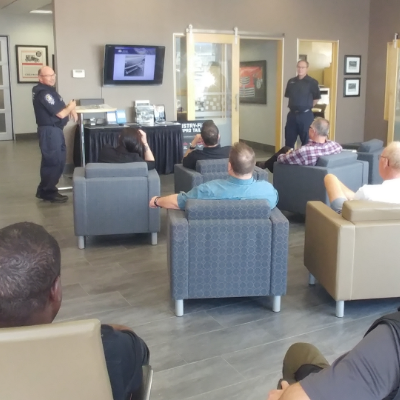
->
[[358, 139, 384, 153], [316, 152, 357, 167], [185, 199, 271, 220], [196, 158, 229, 173], [85, 163, 148, 178]]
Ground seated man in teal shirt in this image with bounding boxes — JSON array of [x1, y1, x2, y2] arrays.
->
[[149, 142, 278, 210]]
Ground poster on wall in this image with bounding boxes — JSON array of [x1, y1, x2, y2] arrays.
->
[[239, 60, 267, 104], [16, 45, 48, 84]]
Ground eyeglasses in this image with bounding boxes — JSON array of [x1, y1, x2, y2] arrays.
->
[[40, 73, 56, 78]]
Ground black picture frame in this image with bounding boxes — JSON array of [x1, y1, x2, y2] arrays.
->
[[344, 55, 361, 75], [239, 60, 267, 104], [299, 54, 308, 62], [343, 77, 361, 97], [15, 45, 49, 83]]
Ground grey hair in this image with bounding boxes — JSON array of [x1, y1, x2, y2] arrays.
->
[[312, 117, 330, 137], [384, 141, 400, 170]]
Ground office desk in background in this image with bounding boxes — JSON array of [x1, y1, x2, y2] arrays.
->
[[73, 124, 183, 175]]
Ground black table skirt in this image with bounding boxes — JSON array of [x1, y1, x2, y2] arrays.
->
[[73, 124, 183, 174]]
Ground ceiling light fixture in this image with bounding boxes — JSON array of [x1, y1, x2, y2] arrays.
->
[[30, 10, 53, 14]]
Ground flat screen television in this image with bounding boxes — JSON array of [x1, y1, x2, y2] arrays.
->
[[103, 44, 165, 85]]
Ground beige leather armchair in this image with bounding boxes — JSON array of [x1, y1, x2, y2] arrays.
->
[[0, 319, 153, 400], [304, 201, 400, 317]]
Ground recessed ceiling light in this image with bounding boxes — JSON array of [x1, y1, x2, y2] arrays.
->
[[30, 10, 53, 14]]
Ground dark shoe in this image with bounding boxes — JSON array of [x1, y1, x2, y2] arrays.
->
[[256, 161, 266, 169], [50, 193, 68, 203]]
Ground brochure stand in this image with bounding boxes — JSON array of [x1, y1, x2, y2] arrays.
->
[[76, 104, 117, 166]]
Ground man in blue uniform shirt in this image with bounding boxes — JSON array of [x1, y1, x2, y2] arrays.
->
[[284, 60, 321, 148], [149, 142, 278, 210], [32, 66, 77, 203]]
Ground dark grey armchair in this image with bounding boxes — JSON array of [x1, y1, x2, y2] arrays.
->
[[73, 163, 160, 249], [273, 152, 369, 215], [174, 158, 269, 193], [167, 199, 289, 316]]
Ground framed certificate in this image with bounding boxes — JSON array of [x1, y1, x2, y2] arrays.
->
[[16, 45, 49, 83]]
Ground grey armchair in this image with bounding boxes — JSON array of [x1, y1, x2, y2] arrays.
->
[[355, 139, 384, 184], [167, 199, 289, 316], [273, 152, 369, 215], [73, 163, 160, 249], [174, 158, 268, 193]]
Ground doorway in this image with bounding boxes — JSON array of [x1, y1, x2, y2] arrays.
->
[[297, 39, 339, 140], [0, 36, 13, 140], [238, 37, 284, 159]]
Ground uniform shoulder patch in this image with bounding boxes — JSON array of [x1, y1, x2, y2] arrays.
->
[[45, 94, 55, 105]]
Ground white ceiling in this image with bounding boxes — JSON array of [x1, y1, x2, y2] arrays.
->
[[0, 0, 52, 14]]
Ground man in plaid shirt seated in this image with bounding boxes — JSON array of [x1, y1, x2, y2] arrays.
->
[[256, 118, 342, 173]]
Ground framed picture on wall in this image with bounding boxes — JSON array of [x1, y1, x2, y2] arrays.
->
[[344, 77, 360, 97], [239, 60, 267, 104], [344, 55, 361, 75], [299, 54, 308, 62], [16, 45, 48, 83]]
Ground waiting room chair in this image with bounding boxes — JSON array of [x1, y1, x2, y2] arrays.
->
[[73, 163, 160, 249], [167, 199, 289, 316], [0, 319, 113, 400], [304, 201, 400, 318], [351, 139, 384, 184], [174, 158, 268, 193], [273, 152, 368, 215]]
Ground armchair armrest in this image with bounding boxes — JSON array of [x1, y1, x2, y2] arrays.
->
[[167, 209, 189, 299], [269, 207, 289, 295], [148, 169, 161, 232], [254, 166, 269, 181], [304, 202, 355, 300], [174, 164, 203, 193], [73, 167, 87, 235]]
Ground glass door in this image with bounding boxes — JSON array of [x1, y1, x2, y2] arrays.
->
[[186, 33, 239, 146], [0, 36, 13, 140]]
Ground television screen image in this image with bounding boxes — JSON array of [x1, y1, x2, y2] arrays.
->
[[104, 45, 165, 85]]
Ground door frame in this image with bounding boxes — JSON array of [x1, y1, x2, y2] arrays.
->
[[173, 32, 284, 148], [296, 38, 339, 141], [0, 35, 14, 140]]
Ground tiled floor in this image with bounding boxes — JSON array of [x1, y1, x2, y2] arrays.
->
[[1, 139, 399, 400]]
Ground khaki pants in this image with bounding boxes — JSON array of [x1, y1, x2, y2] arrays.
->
[[281, 343, 330, 385]]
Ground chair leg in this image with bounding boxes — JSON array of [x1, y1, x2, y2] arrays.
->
[[151, 232, 157, 246], [272, 296, 281, 313], [336, 301, 344, 318], [309, 273, 316, 285], [175, 300, 184, 317], [78, 236, 85, 249]]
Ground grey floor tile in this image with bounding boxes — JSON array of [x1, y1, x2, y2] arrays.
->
[[55, 292, 130, 321], [134, 311, 224, 347], [151, 357, 245, 400], [62, 283, 88, 301]]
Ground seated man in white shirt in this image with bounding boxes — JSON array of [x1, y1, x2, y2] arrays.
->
[[324, 141, 400, 213]]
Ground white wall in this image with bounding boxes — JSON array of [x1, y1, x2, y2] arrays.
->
[[240, 39, 277, 146], [0, 13, 54, 134]]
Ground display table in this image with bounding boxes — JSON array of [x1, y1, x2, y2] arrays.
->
[[74, 124, 183, 175]]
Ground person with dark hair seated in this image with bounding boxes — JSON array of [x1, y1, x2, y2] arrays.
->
[[99, 127, 156, 170], [182, 120, 231, 170], [0, 222, 150, 400]]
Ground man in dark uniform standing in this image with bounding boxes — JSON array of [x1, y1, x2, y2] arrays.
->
[[284, 60, 321, 148], [33, 66, 77, 203]]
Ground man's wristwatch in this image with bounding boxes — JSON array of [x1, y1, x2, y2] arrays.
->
[[189, 144, 197, 150], [154, 196, 161, 208]]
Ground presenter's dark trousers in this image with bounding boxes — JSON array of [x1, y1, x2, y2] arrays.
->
[[37, 126, 66, 200], [285, 110, 314, 148]]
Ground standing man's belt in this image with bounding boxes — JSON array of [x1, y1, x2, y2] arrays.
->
[[290, 109, 310, 113]]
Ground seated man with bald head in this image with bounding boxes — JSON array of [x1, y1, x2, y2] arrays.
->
[[325, 141, 400, 213], [149, 142, 278, 210]]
